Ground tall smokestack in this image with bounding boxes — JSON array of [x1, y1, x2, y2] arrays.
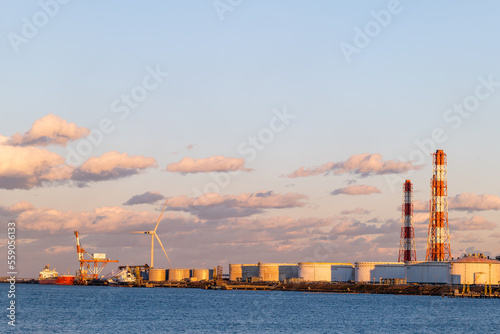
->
[[426, 150, 451, 261], [399, 180, 416, 262]]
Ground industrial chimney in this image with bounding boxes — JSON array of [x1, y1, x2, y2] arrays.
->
[[398, 180, 417, 262], [425, 150, 452, 261]]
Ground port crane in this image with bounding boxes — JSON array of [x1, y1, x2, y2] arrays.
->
[[74, 231, 118, 282]]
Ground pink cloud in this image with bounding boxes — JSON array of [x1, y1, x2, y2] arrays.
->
[[331, 185, 381, 196], [72, 151, 157, 184], [45, 246, 75, 254], [123, 191, 165, 205], [8, 114, 89, 147], [0, 144, 73, 189], [286, 153, 420, 178], [17, 205, 164, 234], [340, 208, 372, 215], [413, 200, 429, 212], [0, 201, 35, 216], [449, 193, 500, 211], [449, 215, 496, 231], [163, 191, 308, 219], [167, 156, 252, 173], [0, 144, 156, 189]]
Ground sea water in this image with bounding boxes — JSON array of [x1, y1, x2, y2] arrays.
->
[[3, 284, 499, 333]]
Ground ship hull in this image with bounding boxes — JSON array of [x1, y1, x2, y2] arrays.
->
[[39, 276, 75, 285]]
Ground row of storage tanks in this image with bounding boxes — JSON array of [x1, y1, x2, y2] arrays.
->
[[148, 268, 211, 282], [229, 256, 500, 284], [229, 262, 355, 282]]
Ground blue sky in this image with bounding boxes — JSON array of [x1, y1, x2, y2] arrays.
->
[[1, 0, 499, 277]]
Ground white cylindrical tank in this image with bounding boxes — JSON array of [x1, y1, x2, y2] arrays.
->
[[259, 263, 280, 282], [331, 264, 355, 282], [258, 263, 298, 282], [229, 264, 242, 281], [355, 262, 405, 283], [241, 264, 259, 281], [299, 263, 332, 282], [451, 257, 500, 285], [405, 262, 450, 284], [192, 269, 209, 281], [168, 269, 190, 282], [148, 268, 166, 282]]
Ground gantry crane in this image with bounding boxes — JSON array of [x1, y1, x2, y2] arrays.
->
[[74, 231, 118, 282]]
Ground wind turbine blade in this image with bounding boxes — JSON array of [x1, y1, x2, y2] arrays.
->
[[130, 231, 147, 234], [154, 200, 168, 233], [155, 233, 172, 266]]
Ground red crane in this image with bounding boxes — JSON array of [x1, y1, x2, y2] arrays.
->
[[74, 231, 118, 282]]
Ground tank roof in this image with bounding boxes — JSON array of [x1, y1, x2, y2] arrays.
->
[[452, 257, 500, 264]]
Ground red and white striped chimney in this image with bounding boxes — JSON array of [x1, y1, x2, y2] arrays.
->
[[398, 180, 416, 262], [426, 150, 451, 261]]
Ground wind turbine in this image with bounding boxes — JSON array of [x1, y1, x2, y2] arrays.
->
[[130, 200, 171, 268]]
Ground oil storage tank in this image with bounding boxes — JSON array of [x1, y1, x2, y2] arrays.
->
[[192, 269, 210, 281], [331, 263, 355, 282], [168, 268, 190, 282], [229, 264, 243, 281], [299, 263, 332, 282], [355, 262, 405, 283], [451, 254, 500, 285], [148, 268, 166, 282], [405, 262, 450, 284], [259, 263, 280, 282], [259, 263, 298, 282]]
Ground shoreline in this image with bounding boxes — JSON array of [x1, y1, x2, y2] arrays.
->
[[4, 279, 498, 298]]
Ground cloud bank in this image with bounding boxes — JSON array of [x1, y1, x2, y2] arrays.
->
[[287, 153, 419, 178], [164, 191, 307, 220]]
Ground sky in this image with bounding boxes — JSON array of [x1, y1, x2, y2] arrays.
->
[[1, 0, 500, 278]]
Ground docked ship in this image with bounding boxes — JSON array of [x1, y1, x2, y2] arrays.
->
[[39, 264, 75, 285]]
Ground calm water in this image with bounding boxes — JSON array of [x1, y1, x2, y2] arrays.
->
[[3, 284, 499, 333]]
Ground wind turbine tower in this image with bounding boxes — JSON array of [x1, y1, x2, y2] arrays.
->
[[130, 201, 172, 268]]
